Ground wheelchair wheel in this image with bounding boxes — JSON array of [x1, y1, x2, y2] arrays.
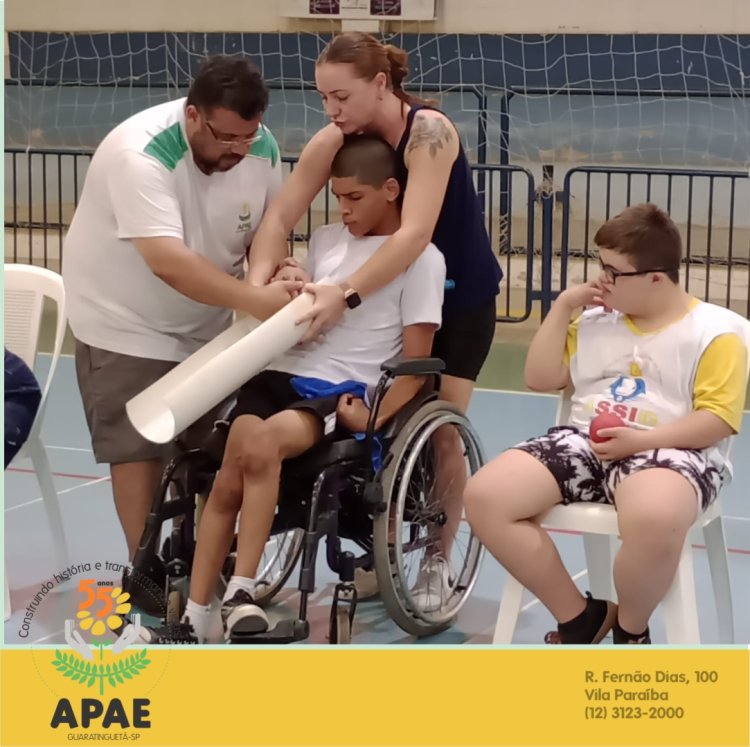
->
[[221, 529, 304, 608], [373, 401, 484, 637]]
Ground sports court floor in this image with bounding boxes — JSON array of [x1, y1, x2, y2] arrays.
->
[[4, 351, 750, 646]]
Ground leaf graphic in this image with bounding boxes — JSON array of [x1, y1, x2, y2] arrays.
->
[[54, 647, 150, 692]]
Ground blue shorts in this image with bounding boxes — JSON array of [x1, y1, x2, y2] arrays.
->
[[5, 348, 41, 467]]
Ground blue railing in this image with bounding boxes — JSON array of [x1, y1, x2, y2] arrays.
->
[[5, 146, 748, 320], [557, 165, 750, 317]]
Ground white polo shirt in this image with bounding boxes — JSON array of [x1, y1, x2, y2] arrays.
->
[[62, 98, 282, 362], [270, 223, 446, 387]]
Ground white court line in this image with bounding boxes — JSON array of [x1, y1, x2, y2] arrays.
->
[[32, 628, 66, 644], [47, 445, 93, 453], [474, 386, 553, 398], [5, 476, 109, 513]]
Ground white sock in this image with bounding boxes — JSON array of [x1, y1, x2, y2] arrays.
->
[[182, 599, 212, 643], [223, 575, 256, 603]]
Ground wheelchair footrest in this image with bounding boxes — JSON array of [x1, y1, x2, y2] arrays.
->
[[229, 618, 309, 645]]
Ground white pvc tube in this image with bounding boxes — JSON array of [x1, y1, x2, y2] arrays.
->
[[126, 289, 318, 444]]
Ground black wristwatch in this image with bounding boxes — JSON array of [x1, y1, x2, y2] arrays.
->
[[340, 282, 362, 310]]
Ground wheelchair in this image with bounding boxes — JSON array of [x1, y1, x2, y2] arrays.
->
[[125, 356, 486, 644]]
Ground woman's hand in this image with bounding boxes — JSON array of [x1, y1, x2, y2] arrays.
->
[[295, 282, 348, 341]]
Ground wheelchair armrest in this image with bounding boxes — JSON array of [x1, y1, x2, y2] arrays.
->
[[380, 356, 446, 378], [378, 379, 438, 441]]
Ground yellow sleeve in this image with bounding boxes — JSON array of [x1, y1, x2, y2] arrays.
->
[[562, 317, 580, 366], [692, 333, 748, 432]]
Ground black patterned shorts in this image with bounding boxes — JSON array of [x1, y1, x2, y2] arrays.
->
[[513, 426, 725, 512]]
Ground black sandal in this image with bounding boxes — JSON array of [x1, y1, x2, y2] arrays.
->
[[545, 592, 618, 644]]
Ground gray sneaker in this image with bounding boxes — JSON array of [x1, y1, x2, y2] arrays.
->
[[410, 555, 452, 612], [220, 589, 269, 640]]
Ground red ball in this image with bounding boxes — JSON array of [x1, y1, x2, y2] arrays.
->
[[589, 412, 626, 443]]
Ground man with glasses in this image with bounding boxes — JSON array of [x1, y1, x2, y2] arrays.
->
[[62, 56, 299, 580]]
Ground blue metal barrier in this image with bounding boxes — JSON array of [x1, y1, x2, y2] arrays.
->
[[559, 165, 750, 317], [6, 146, 748, 321], [4, 148, 532, 323]]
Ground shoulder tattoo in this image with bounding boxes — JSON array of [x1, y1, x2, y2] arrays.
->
[[406, 115, 454, 158]]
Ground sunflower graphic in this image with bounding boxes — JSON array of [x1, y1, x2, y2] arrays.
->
[[76, 586, 132, 638], [55, 582, 151, 696]]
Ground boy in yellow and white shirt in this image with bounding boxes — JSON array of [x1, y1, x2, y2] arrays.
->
[[464, 204, 749, 645]]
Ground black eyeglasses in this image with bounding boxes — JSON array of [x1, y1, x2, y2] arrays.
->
[[205, 120, 262, 148], [598, 260, 674, 284]]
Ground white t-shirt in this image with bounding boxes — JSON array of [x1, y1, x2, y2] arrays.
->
[[62, 98, 283, 362], [271, 223, 446, 387]]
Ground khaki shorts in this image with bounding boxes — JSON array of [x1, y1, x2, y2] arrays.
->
[[74, 340, 225, 464]]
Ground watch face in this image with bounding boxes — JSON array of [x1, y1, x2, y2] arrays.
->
[[346, 292, 361, 309]]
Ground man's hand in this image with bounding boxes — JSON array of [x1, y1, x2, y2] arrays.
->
[[336, 394, 371, 433], [557, 281, 610, 315], [246, 279, 303, 320], [591, 426, 652, 462], [296, 282, 348, 341], [269, 258, 311, 294]]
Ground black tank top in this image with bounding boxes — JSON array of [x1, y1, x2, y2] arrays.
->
[[395, 105, 503, 315]]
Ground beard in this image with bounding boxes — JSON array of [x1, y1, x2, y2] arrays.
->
[[192, 150, 244, 175]]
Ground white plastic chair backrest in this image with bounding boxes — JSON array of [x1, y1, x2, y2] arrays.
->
[[555, 386, 573, 427], [4, 264, 67, 434]]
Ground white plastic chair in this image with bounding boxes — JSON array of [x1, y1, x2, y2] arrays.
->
[[4, 264, 70, 621], [4, 572, 10, 622], [493, 368, 745, 645]]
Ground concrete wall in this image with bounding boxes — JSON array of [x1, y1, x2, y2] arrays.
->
[[6, 0, 750, 34]]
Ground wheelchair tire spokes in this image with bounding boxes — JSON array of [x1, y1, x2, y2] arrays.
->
[[373, 401, 485, 637], [251, 529, 304, 607], [135, 396, 486, 645]]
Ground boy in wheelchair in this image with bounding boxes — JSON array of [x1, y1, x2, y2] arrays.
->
[[465, 203, 749, 645], [136, 134, 446, 643]]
